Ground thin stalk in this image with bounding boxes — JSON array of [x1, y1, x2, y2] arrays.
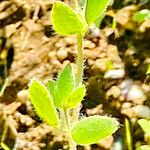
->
[[63, 109, 70, 130], [72, 104, 81, 123], [125, 118, 132, 150], [60, 109, 67, 131], [63, 109, 77, 150], [76, 34, 84, 85], [71, 34, 84, 124]]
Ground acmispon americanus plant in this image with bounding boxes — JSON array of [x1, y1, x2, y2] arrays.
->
[[29, 0, 119, 149]]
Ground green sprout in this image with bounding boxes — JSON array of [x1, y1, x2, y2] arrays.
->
[[29, 0, 119, 149], [138, 119, 150, 135], [136, 119, 150, 150]]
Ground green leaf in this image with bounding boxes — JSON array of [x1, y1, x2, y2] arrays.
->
[[71, 115, 119, 145], [29, 79, 59, 128], [1, 142, 10, 150], [85, 0, 110, 25], [146, 64, 150, 75], [133, 9, 150, 23], [136, 145, 150, 150], [47, 80, 61, 108], [138, 119, 150, 134], [58, 64, 75, 107], [0, 78, 8, 97], [66, 84, 86, 108], [51, 2, 84, 36], [95, 13, 105, 28]]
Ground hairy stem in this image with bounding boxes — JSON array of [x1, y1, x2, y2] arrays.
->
[[71, 34, 84, 134], [71, 34, 84, 124], [63, 109, 70, 130], [76, 34, 84, 85], [60, 109, 67, 131], [63, 109, 77, 150]]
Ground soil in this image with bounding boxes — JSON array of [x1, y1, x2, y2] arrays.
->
[[0, 0, 150, 150]]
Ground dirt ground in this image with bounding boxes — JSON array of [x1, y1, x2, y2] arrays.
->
[[0, 0, 150, 149]]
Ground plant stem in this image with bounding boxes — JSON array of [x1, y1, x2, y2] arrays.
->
[[76, 34, 84, 85], [60, 109, 67, 131], [63, 109, 70, 130], [63, 109, 77, 150], [71, 34, 84, 124], [125, 118, 132, 150], [60, 32, 85, 149]]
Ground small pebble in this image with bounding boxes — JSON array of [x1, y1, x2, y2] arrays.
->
[[31, 145, 40, 150], [48, 51, 56, 58], [104, 69, 125, 79], [120, 79, 133, 97], [5, 102, 21, 115], [121, 107, 134, 118], [84, 40, 95, 49], [98, 136, 114, 149], [55, 40, 64, 48], [87, 59, 95, 66], [86, 104, 103, 115], [127, 85, 146, 104], [132, 105, 150, 119], [94, 58, 108, 72], [17, 90, 29, 103], [64, 36, 75, 45], [89, 25, 101, 38], [57, 48, 68, 60], [103, 27, 114, 37], [106, 86, 121, 99], [122, 102, 132, 109]]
